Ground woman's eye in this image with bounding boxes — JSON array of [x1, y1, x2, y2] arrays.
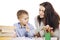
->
[[42, 10, 45, 12], [39, 9, 45, 12]]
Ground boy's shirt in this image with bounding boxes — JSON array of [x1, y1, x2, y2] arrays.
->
[[14, 22, 35, 37]]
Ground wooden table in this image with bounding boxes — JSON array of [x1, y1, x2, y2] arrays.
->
[[0, 37, 12, 40], [11, 37, 57, 40]]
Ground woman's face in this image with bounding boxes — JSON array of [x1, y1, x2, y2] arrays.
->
[[39, 5, 45, 18]]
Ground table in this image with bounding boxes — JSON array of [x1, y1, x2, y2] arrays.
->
[[11, 37, 57, 40]]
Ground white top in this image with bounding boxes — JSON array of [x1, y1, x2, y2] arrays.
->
[[35, 17, 45, 37], [34, 17, 59, 38]]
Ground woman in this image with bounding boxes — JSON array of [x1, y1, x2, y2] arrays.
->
[[35, 2, 59, 38]]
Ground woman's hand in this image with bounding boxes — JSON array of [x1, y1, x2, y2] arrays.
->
[[42, 25, 54, 35], [34, 32, 41, 37]]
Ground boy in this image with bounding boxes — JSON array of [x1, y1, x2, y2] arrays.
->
[[14, 10, 35, 37]]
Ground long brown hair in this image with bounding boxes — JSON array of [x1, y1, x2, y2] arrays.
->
[[37, 2, 59, 31]]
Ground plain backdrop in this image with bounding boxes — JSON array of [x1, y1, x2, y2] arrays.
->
[[0, 0, 60, 29]]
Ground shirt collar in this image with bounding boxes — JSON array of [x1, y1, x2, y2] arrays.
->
[[18, 22, 25, 28]]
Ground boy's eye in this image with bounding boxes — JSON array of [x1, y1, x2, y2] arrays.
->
[[25, 18, 27, 20], [25, 17, 29, 20]]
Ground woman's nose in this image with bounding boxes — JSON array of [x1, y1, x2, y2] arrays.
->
[[40, 11, 43, 14]]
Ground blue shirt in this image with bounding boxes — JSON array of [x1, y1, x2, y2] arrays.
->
[[14, 22, 35, 37]]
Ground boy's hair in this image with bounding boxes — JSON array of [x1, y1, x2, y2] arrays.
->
[[17, 10, 28, 19]]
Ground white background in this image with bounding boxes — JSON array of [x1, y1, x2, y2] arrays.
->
[[0, 0, 60, 28]]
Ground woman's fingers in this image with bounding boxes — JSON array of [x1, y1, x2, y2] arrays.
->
[[42, 25, 53, 32]]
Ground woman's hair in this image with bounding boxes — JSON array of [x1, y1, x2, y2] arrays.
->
[[37, 2, 59, 31]]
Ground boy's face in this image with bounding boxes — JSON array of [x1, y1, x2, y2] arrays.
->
[[18, 13, 29, 25]]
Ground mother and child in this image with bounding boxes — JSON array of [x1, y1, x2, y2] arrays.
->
[[14, 2, 60, 39]]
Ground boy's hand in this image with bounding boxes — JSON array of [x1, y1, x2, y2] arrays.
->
[[25, 24, 30, 32], [12, 32, 17, 38]]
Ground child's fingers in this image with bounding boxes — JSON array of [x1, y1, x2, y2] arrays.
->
[[25, 24, 29, 29], [26, 28, 30, 32]]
